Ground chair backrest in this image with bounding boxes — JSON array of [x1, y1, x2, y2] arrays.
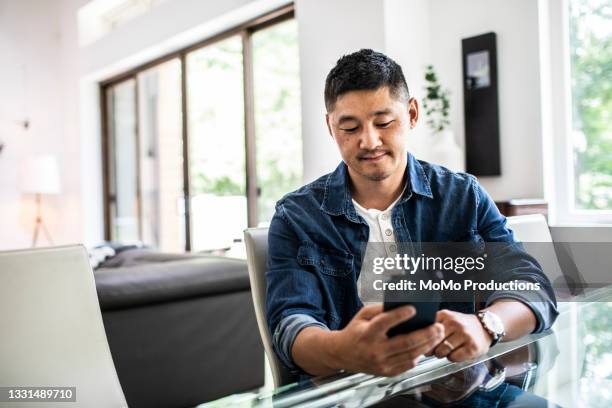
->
[[506, 214, 553, 243], [0, 245, 127, 407], [506, 214, 567, 290], [244, 228, 297, 387]]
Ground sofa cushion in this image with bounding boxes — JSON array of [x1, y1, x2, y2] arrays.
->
[[98, 248, 208, 268], [95, 255, 250, 310]]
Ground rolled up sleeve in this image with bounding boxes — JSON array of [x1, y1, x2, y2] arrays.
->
[[273, 314, 329, 372], [484, 281, 553, 333]]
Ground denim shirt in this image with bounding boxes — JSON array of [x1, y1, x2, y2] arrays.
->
[[266, 153, 558, 374]]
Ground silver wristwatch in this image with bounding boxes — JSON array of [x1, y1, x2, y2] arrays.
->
[[477, 310, 506, 347]]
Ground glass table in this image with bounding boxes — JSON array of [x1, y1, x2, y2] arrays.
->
[[200, 287, 611, 407]]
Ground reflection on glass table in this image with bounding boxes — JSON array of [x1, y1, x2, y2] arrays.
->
[[199, 288, 611, 407]]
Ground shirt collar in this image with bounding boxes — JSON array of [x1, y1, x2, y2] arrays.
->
[[321, 152, 433, 220]]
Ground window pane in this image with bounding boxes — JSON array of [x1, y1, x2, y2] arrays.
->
[[137, 58, 185, 251], [107, 79, 139, 242], [252, 19, 303, 225], [569, 0, 612, 210], [187, 36, 247, 251]]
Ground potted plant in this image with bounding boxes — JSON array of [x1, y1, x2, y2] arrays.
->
[[423, 65, 450, 133], [422, 65, 464, 171]]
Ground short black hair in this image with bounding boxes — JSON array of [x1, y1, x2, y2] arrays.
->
[[324, 49, 410, 112]]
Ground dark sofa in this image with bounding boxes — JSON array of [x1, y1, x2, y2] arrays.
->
[[94, 249, 264, 408]]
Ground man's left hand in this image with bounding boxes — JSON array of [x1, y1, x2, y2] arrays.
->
[[428, 310, 492, 362]]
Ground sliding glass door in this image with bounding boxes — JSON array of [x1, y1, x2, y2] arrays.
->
[[252, 19, 302, 225], [187, 36, 247, 252], [106, 79, 139, 243], [137, 59, 185, 251]]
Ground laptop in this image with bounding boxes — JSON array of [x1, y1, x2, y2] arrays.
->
[[0, 245, 127, 407]]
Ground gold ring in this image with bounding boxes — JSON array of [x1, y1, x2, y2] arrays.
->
[[443, 340, 454, 351]]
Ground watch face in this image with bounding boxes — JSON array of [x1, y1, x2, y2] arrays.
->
[[483, 312, 504, 335]]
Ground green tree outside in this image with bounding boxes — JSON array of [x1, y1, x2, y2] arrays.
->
[[569, 0, 612, 210]]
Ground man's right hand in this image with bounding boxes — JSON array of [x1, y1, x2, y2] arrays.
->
[[292, 304, 444, 377]]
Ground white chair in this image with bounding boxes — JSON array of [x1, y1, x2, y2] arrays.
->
[[506, 214, 554, 242], [506, 214, 567, 288], [244, 228, 297, 388], [0, 245, 127, 407]]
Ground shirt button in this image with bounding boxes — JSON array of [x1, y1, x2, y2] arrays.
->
[[381, 214, 388, 220], [385, 229, 393, 236], [389, 244, 397, 252]]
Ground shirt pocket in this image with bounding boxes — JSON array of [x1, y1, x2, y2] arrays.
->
[[297, 242, 354, 277]]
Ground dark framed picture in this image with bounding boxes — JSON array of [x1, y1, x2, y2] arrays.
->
[[462, 32, 501, 176]]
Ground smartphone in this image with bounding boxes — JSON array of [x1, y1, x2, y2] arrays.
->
[[383, 276, 439, 337]]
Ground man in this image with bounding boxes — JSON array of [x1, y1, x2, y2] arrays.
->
[[266, 49, 557, 377]]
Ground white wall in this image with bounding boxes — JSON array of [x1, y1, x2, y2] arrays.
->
[[0, 0, 84, 250], [428, 0, 544, 200]]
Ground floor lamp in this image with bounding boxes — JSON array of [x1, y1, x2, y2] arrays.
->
[[21, 155, 61, 247]]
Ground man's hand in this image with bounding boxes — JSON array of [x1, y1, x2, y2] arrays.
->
[[317, 304, 444, 377], [428, 310, 492, 362]]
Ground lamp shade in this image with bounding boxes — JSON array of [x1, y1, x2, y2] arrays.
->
[[20, 155, 61, 194]]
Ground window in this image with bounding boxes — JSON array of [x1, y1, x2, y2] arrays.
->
[[568, 0, 612, 211], [253, 19, 303, 225], [544, 0, 612, 224], [105, 79, 139, 243], [137, 59, 185, 251], [102, 6, 302, 252], [187, 36, 247, 252]]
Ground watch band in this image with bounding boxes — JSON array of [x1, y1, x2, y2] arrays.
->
[[477, 311, 505, 347]]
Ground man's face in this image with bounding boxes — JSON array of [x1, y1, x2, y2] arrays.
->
[[326, 86, 418, 182]]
